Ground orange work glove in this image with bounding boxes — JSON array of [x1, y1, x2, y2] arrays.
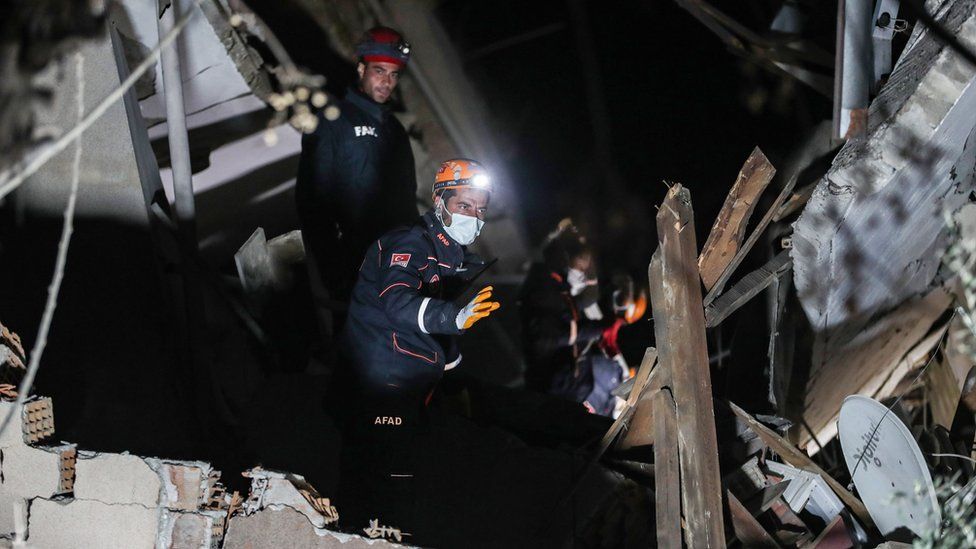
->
[[455, 286, 501, 330]]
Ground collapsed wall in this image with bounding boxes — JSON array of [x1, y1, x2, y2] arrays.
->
[[791, 0, 976, 447], [0, 396, 403, 548]]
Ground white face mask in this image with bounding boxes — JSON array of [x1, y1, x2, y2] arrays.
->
[[567, 268, 588, 296], [436, 201, 484, 245]]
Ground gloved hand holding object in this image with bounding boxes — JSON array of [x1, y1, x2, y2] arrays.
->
[[456, 286, 500, 330]]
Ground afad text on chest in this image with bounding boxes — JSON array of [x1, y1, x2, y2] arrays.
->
[[354, 125, 378, 137]]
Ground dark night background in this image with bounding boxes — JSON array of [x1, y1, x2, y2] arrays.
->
[[435, 0, 832, 267], [0, 1, 859, 544], [249, 0, 835, 276]]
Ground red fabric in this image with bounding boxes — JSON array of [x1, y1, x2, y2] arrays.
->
[[361, 54, 406, 67], [599, 318, 625, 356], [367, 27, 402, 44]]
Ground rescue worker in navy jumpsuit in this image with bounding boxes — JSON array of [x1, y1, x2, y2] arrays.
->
[[336, 159, 500, 536], [296, 27, 418, 313]]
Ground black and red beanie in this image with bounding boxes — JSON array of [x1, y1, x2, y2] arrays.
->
[[355, 26, 410, 67]]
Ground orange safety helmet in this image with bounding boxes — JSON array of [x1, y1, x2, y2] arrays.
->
[[432, 158, 493, 198]]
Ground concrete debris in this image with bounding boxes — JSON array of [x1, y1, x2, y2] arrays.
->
[[0, 398, 78, 535], [26, 498, 224, 549], [362, 519, 405, 543], [0, 443, 78, 535], [792, 0, 976, 448], [0, 323, 25, 398], [241, 467, 339, 528], [0, 389, 402, 548], [0, 397, 235, 548], [73, 452, 219, 511], [234, 228, 306, 309], [223, 506, 407, 549]]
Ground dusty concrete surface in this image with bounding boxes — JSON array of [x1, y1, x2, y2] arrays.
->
[[224, 506, 406, 549], [791, 0, 976, 446]]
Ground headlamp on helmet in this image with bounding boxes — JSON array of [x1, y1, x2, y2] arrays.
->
[[432, 158, 493, 198]]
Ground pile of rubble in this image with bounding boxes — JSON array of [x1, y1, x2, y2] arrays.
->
[[0, 390, 405, 548]]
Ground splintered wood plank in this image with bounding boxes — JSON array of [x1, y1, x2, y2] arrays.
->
[[705, 250, 792, 327], [728, 401, 873, 528], [654, 185, 726, 548], [598, 347, 657, 454], [704, 174, 797, 306], [699, 147, 776, 290], [653, 386, 682, 549], [727, 491, 780, 548], [773, 180, 818, 222], [619, 251, 668, 451], [926, 354, 964, 430]]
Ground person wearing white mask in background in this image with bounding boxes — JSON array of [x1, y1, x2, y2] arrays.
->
[[518, 220, 645, 416], [333, 158, 500, 535]]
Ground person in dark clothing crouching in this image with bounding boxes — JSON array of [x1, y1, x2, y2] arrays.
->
[[335, 158, 500, 538], [519, 220, 646, 417]]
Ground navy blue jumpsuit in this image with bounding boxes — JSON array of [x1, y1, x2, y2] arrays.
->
[[336, 210, 471, 531], [296, 88, 418, 304]]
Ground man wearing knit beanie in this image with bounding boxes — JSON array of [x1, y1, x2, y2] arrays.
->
[[296, 26, 418, 342]]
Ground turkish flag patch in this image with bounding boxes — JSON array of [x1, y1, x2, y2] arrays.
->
[[390, 253, 411, 268]]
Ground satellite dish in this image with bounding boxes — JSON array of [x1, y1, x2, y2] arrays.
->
[[838, 395, 941, 537]]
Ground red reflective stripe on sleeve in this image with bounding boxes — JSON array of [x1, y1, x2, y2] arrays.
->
[[379, 282, 411, 297]]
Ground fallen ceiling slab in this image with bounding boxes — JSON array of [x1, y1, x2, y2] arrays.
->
[[791, 0, 976, 447]]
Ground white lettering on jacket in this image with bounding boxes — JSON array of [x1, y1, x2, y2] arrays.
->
[[354, 126, 377, 137], [374, 416, 402, 425]]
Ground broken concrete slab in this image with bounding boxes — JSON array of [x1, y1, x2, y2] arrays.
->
[[234, 228, 306, 307], [792, 0, 976, 445], [27, 497, 160, 549], [223, 506, 407, 548], [0, 443, 76, 536], [158, 508, 224, 549], [26, 497, 220, 549], [73, 451, 215, 511]]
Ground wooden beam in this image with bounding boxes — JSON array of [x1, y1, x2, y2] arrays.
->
[[773, 180, 818, 222], [699, 147, 776, 291], [705, 250, 792, 327], [727, 401, 873, 528], [727, 491, 780, 548], [653, 386, 682, 549], [800, 289, 952, 448], [619, 251, 668, 451], [597, 347, 657, 453], [654, 185, 726, 547], [704, 175, 797, 306], [926, 354, 962, 430]]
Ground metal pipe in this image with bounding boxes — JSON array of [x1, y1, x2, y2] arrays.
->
[[158, 0, 198, 247], [835, 0, 873, 139]]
